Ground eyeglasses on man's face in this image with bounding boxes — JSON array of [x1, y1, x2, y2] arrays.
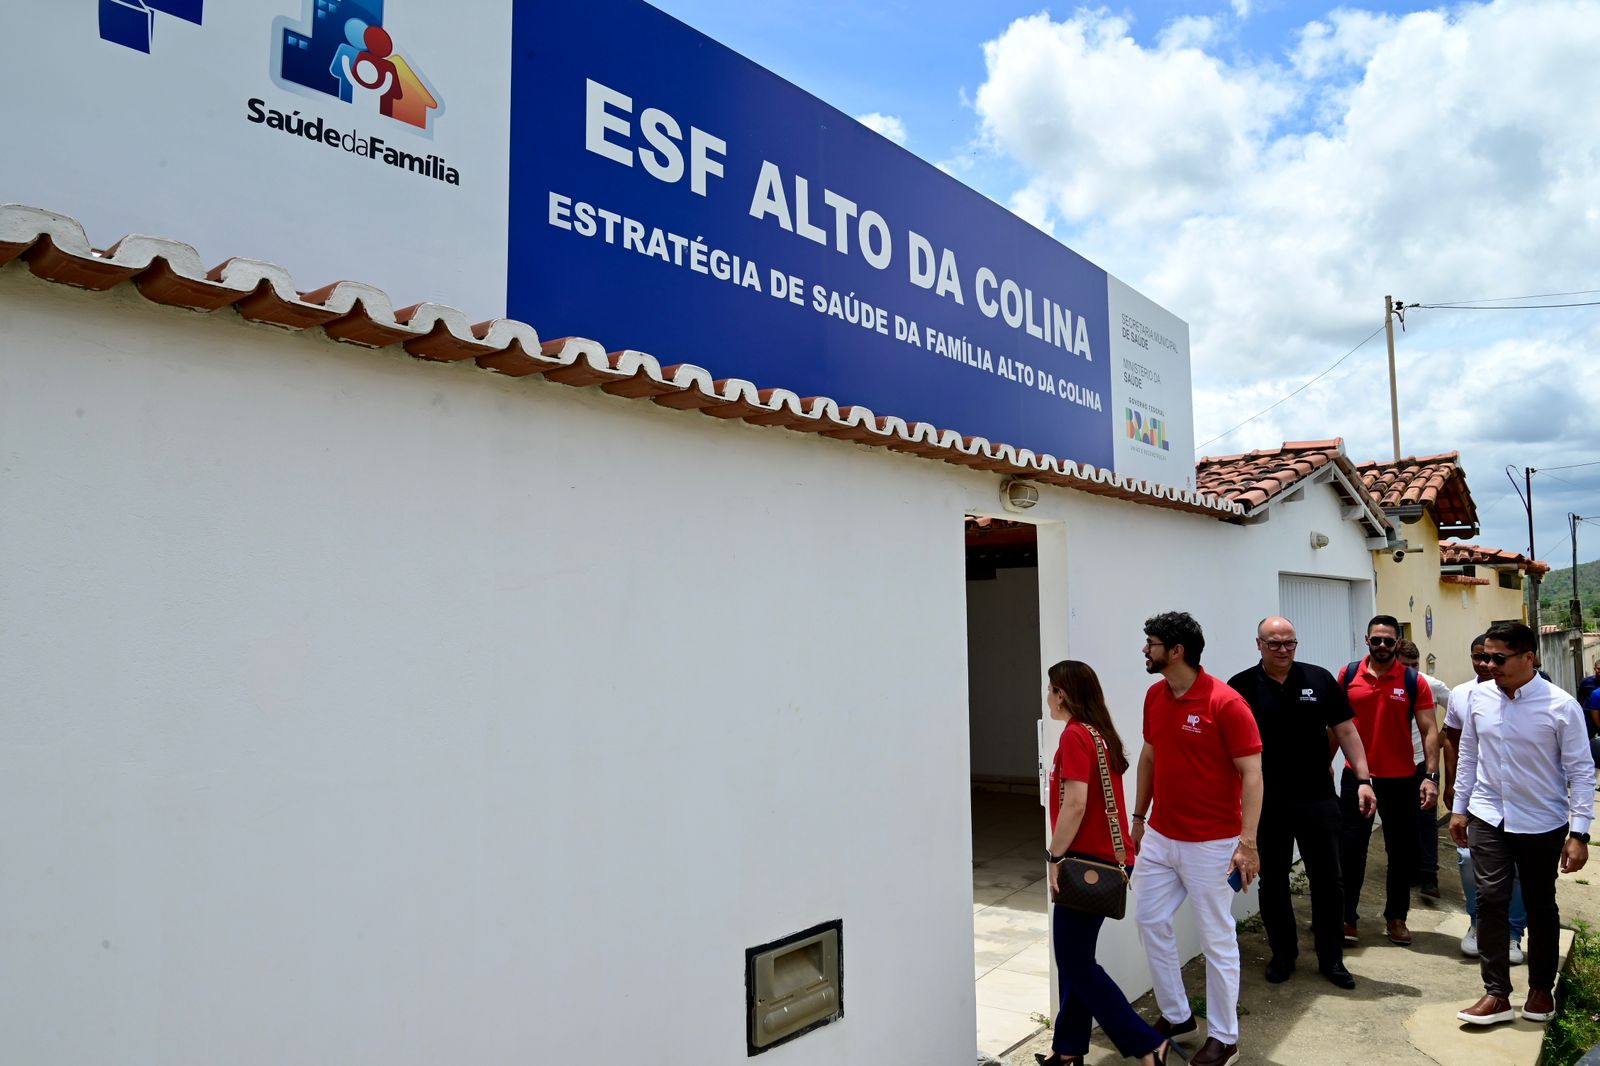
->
[[1367, 636, 1397, 648], [1259, 639, 1298, 651], [1476, 651, 1524, 666], [1143, 639, 1165, 650]]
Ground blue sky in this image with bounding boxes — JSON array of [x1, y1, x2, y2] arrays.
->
[[653, 0, 1600, 569]]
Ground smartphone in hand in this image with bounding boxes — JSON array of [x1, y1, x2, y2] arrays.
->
[[1228, 867, 1244, 892]]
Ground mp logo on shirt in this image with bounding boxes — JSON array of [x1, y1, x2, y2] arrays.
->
[[1300, 688, 1316, 700], [1392, 687, 1407, 699], [1182, 713, 1203, 734]]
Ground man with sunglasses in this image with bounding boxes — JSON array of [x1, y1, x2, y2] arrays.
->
[[1336, 615, 1438, 947], [1452, 622, 1594, 1027], [1228, 617, 1376, 990], [1444, 635, 1527, 961]]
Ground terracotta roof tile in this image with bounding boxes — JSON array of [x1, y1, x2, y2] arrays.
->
[[1440, 541, 1550, 575], [1440, 573, 1491, 586], [1355, 453, 1480, 534], [0, 204, 1241, 519], [1196, 439, 1388, 531]]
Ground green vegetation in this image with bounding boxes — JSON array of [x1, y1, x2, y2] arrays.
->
[[1541, 559, 1600, 629], [1542, 920, 1600, 1066]]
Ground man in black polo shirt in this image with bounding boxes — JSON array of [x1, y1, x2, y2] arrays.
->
[[1229, 616, 1377, 989]]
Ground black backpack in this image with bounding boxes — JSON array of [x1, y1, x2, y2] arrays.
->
[[1341, 661, 1419, 714]]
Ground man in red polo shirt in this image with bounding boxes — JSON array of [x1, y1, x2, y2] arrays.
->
[[1337, 614, 1439, 947], [1131, 611, 1263, 1066]]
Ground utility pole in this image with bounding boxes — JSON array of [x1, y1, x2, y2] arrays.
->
[[1572, 513, 1585, 685], [1384, 296, 1402, 461], [1526, 467, 1541, 638]]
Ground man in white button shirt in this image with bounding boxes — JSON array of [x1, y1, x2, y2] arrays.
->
[[1451, 621, 1595, 1027]]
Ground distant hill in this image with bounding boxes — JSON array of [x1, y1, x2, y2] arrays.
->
[[1540, 558, 1600, 628]]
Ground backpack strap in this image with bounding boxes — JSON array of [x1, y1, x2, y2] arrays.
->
[[1404, 666, 1419, 713], [1341, 661, 1361, 690]]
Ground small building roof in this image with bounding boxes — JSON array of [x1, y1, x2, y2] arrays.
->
[[0, 204, 1241, 519], [1355, 452, 1480, 537], [1196, 438, 1390, 536], [1440, 541, 1551, 575]]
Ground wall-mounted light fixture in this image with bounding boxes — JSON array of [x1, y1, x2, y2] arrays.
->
[[1309, 531, 1330, 549], [1000, 478, 1040, 513]]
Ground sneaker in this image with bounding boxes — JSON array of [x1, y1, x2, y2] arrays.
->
[[1458, 994, 1516, 1025], [1343, 921, 1359, 945], [1386, 919, 1413, 946], [1461, 924, 1480, 957], [1420, 879, 1441, 900], [1523, 988, 1555, 1022], [1509, 938, 1525, 966]]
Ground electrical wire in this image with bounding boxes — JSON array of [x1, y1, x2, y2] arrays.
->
[[1412, 300, 1600, 310], [1422, 287, 1600, 306], [1539, 458, 1600, 472], [1197, 322, 1386, 450]]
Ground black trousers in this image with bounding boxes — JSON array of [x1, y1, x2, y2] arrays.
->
[[1338, 767, 1416, 924], [1258, 795, 1345, 970], [1468, 816, 1565, 998], [1414, 761, 1440, 882]]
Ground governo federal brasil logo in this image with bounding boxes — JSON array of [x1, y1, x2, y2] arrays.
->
[[270, 0, 443, 135]]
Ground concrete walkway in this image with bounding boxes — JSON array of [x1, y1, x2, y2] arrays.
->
[[1004, 809, 1600, 1065]]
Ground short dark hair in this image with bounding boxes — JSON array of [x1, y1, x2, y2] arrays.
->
[[1471, 633, 1489, 649], [1396, 638, 1420, 660], [1145, 611, 1205, 666], [1367, 614, 1401, 635], [1484, 621, 1537, 655]]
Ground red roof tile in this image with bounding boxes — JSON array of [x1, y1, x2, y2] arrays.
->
[[1440, 541, 1550, 575], [0, 205, 1241, 519], [1196, 439, 1388, 532], [1355, 453, 1480, 534], [1440, 573, 1491, 586]]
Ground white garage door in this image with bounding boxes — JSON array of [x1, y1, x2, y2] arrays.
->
[[1279, 574, 1362, 675]]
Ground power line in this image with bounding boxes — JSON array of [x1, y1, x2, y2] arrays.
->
[[1198, 322, 1386, 450], [1423, 287, 1600, 306], [1539, 458, 1600, 472], [1413, 300, 1600, 310]]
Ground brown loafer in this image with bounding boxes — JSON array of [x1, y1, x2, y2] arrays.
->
[[1457, 993, 1515, 1025], [1523, 988, 1556, 1022], [1386, 919, 1412, 946], [1152, 1014, 1198, 1040], [1190, 1036, 1240, 1066]]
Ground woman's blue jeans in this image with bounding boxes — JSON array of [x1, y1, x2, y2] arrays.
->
[[1050, 896, 1162, 1058], [1459, 846, 1525, 939]]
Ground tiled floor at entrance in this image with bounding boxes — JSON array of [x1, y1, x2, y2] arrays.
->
[[973, 787, 1051, 1055]]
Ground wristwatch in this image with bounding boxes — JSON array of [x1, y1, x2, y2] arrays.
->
[[1355, 778, 1373, 787], [1571, 831, 1591, 845], [1424, 771, 1441, 783], [1045, 850, 1068, 864]]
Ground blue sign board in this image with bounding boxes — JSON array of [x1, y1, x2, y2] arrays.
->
[[507, 0, 1190, 476]]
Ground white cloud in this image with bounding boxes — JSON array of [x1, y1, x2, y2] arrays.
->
[[855, 112, 907, 146], [976, 0, 1600, 559], [1232, 0, 1253, 17], [974, 11, 1295, 225]]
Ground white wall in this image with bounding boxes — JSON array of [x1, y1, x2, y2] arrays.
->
[[0, 265, 1391, 1057], [967, 566, 1042, 780], [0, 271, 980, 1065]]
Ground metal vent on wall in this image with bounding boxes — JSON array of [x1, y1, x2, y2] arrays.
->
[[745, 919, 842, 1055]]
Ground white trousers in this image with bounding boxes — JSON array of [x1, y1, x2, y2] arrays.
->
[[1132, 827, 1241, 1045]]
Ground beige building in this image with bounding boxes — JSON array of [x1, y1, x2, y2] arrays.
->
[[1356, 453, 1546, 684]]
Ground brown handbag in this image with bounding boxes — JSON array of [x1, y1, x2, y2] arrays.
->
[[1050, 724, 1131, 920]]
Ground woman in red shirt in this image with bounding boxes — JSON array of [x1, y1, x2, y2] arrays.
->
[[1041, 660, 1173, 1066]]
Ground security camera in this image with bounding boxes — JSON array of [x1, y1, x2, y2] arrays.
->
[[1392, 548, 1407, 563]]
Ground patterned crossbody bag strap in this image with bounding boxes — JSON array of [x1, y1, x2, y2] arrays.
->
[[1081, 724, 1128, 872]]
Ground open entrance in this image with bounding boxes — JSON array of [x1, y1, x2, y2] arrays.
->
[[966, 516, 1052, 1056]]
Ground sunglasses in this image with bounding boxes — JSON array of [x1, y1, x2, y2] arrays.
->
[[1472, 652, 1523, 666], [1367, 636, 1397, 648]]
